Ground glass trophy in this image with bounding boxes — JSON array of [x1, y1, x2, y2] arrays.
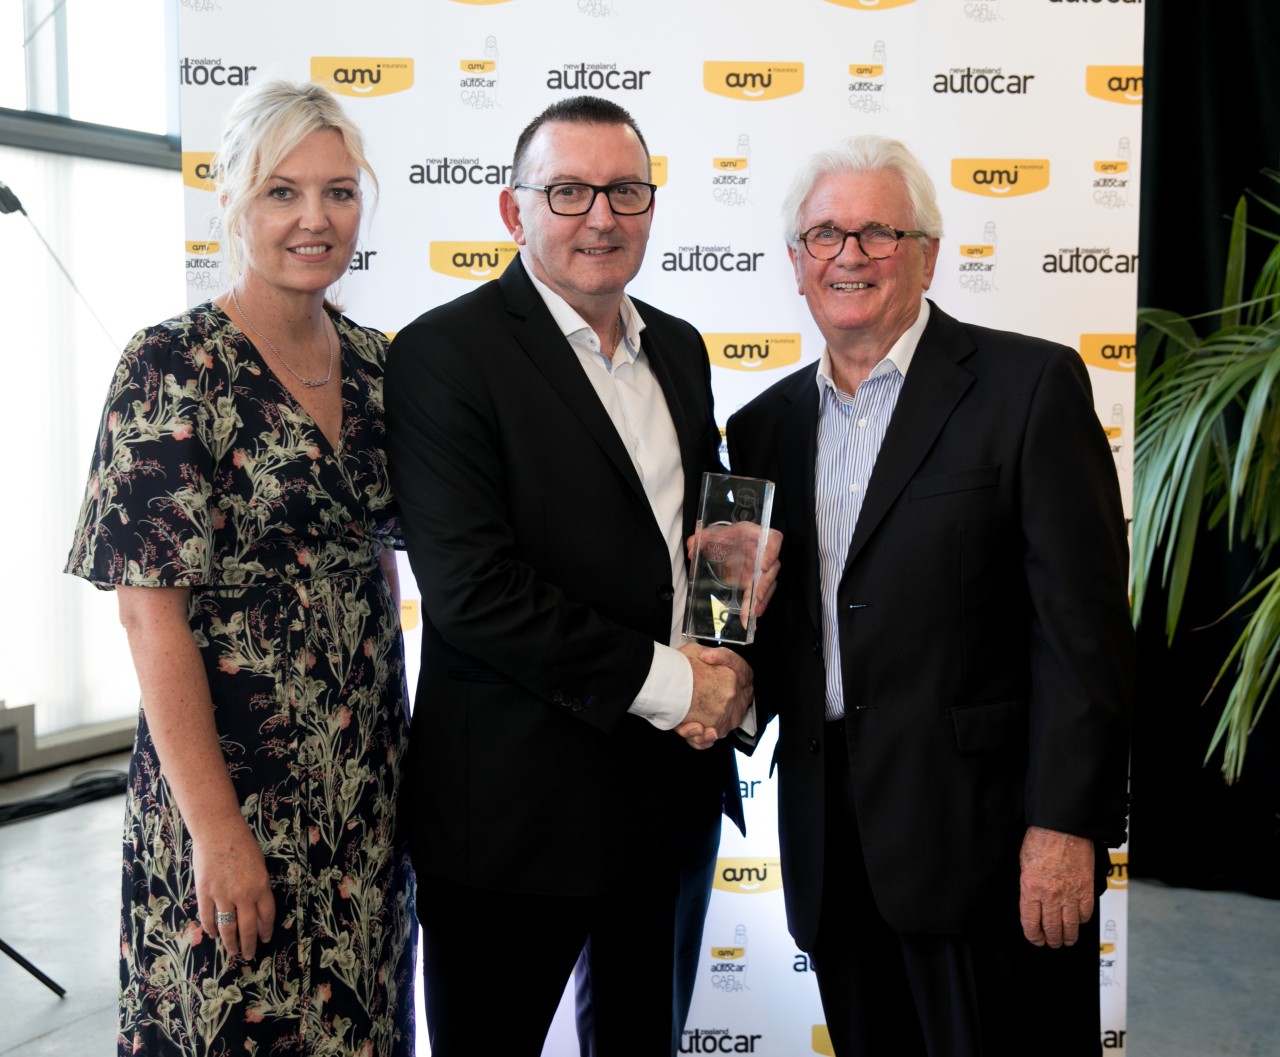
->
[[683, 472, 775, 644]]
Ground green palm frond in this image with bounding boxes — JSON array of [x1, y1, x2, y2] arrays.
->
[[1133, 171, 1280, 782]]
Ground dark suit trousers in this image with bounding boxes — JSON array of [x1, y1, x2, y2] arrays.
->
[[812, 721, 1102, 1057], [422, 854, 696, 1054], [574, 816, 722, 1056]]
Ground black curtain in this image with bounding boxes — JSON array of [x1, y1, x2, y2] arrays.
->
[[1132, 0, 1280, 896]]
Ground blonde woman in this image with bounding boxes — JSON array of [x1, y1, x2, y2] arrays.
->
[[66, 80, 415, 1056]]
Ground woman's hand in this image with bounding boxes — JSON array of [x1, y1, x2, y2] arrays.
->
[[193, 817, 276, 960]]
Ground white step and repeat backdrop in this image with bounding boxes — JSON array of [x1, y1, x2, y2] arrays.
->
[[176, 1, 1140, 1053]]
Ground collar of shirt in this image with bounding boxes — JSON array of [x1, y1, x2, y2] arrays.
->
[[815, 295, 932, 401], [524, 266, 646, 369]]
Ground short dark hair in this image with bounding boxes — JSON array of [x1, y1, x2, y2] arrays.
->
[[510, 96, 650, 186]]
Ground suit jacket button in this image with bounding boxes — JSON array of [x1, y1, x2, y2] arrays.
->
[[552, 691, 565, 705], [658, 585, 674, 602], [808, 738, 820, 754]]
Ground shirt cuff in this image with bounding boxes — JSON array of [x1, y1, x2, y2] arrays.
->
[[628, 643, 693, 730]]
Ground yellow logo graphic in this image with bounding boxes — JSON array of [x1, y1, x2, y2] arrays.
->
[[1086, 65, 1143, 105], [951, 159, 1051, 198], [460, 59, 497, 74], [1094, 160, 1131, 175], [311, 57, 414, 97], [703, 62, 804, 101], [704, 334, 801, 372], [710, 946, 745, 960], [824, 0, 916, 8], [713, 857, 783, 893], [429, 241, 519, 281], [1104, 425, 1123, 442], [400, 599, 420, 632], [1099, 941, 1117, 956], [651, 155, 669, 188], [849, 64, 885, 78], [713, 157, 750, 172], [182, 152, 218, 192], [1080, 334, 1137, 373], [959, 244, 995, 259], [1106, 850, 1129, 890], [185, 240, 220, 256], [812, 1025, 836, 1056]]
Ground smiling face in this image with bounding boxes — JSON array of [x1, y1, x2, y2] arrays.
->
[[236, 128, 362, 298], [499, 120, 653, 323], [790, 168, 939, 359]]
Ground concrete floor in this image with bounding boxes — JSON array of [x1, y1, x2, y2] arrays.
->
[[1, 754, 1277, 1056]]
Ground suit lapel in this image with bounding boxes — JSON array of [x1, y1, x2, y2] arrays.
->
[[775, 366, 824, 633], [844, 304, 975, 569], [498, 259, 650, 508]]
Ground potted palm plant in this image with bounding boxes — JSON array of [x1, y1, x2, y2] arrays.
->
[[1132, 169, 1280, 782]]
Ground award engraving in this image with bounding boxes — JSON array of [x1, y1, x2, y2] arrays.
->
[[684, 472, 775, 644]]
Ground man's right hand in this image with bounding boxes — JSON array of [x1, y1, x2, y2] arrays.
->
[[676, 643, 753, 748]]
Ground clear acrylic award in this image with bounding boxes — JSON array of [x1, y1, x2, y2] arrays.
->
[[683, 472, 775, 644]]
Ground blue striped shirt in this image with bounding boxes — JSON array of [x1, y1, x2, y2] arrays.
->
[[815, 299, 931, 719]]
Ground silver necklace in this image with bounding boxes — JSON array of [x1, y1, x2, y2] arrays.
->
[[230, 289, 335, 388]]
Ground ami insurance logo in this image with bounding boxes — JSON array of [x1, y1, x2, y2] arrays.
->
[[952, 158, 1050, 198], [1086, 65, 1143, 104], [182, 152, 217, 192], [311, 57, 414, 97], [704, 334, 801, 373], [823, 0, 917, 8], [704, 62, 804, 102], [848, 41, 889, 113], [713, 857, 783, 894], [1079, 333, 1136, 373], [429, 241, 519, 281], [458, 36, 501, 110]]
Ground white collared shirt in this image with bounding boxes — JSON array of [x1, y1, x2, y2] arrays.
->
[[815, 297, 931, 719], [526, 270, 693, 729]]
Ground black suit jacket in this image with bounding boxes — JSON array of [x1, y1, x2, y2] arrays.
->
[[386, 257, 741, 897], [728, 302, 1133, 949]]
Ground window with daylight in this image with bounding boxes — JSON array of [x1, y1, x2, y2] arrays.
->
[[0, 0, 183, 739]]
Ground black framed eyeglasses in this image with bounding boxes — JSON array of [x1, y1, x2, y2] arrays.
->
[[796, 223, 929, 261], [514, 181, 657, 216]]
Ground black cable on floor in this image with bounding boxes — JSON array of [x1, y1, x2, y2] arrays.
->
[[0, 769, 127, 827]]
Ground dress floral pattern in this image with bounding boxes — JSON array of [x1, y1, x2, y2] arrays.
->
[[66, 303, 416, 1057]]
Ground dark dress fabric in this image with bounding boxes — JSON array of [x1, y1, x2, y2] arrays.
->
[[66, 302, 416, 1057]]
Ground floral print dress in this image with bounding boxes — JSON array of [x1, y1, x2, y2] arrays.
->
[[66, 303, 416, 1057]]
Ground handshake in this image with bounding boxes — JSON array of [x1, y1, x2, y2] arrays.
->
[[673, 523, 781, 750], [674, 642, 754, 751]]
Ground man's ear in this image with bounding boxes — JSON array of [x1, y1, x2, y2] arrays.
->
[[499, 187, 524, 244]]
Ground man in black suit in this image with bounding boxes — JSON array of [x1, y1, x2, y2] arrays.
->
[[386, 96, 772, 1057], [726, 136, 1133, 1057]]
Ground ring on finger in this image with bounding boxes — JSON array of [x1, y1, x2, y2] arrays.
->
[[215, 909, 237, 926]]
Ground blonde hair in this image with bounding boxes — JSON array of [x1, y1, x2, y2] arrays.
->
[[213, 79, 378, 289]]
